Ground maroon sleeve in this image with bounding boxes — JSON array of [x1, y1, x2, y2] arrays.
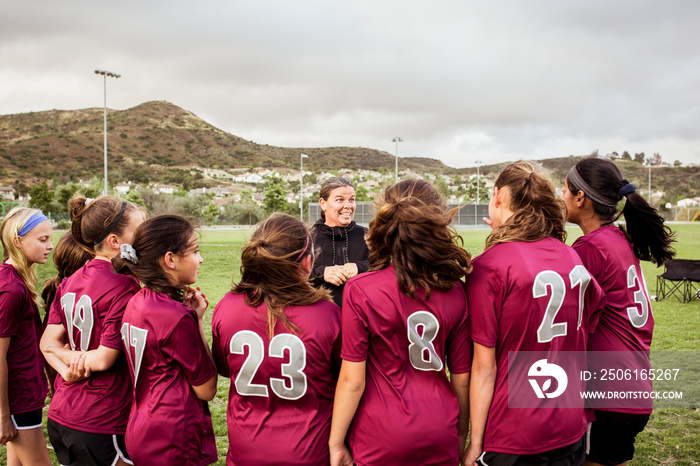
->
[[0, 287, 21, 338], [100, 282, 139, 350], [572, 239, 607, 335], [162, 310, 216, 386], [46, 282, 66, 327], [340, 281, 370, 362], [466, 258, 502, 348], [445, 287, 472, 374], [572, 238, 605, 279]]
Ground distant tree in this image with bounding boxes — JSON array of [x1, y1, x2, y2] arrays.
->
[[463, 177, 490, 203], [262, 175, 289, 214], [674, 160, 682, 167], [28, 181, 54, 212], [608, 151, 619, 160], [453, 175, 463, 186], [651, 152, 662, 165], [621, 151, 632, 161], [13, 181, 29, 200], [222, 199, 264, 225], [355, 184, 370, 201], [202, 201, 220, 226], [174, 194, 212, 224], [434, 176, 450, 198], [634, 152, 645, 164], [54, 181, 100, 212], [123, 190, 146, 207]]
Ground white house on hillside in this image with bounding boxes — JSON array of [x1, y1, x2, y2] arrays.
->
[[678, 197, 700, 208]]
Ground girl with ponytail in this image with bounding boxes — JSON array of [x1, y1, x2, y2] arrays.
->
[[0, 207, 53, 465], [41, 232, 94, 395], [212, 213, 339, 465], [329, 179, 472, 466], [465, 161, 605, 466], [113, 214, 218, 466], [563, 156, 675, 466], [41, 195, 144, 466]]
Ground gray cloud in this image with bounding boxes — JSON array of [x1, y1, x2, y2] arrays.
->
[[1, 0, 698, 168]]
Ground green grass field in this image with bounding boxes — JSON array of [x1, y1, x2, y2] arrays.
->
[[2, 224, 699, 465]]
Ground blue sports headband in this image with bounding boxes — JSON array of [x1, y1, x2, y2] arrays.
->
[[18, 213, 49, 237]]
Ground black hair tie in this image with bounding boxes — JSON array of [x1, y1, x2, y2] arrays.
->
[[618, 181, 636, 197], [93, 201, 127, 245]]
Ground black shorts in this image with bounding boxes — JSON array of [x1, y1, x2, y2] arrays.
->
[[47, 419, 132, 466], [586, 410, 650, 466], [477, 435, 585, 466], [10, 409, 43, 430]]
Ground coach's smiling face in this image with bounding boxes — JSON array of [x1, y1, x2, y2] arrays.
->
[[321, 186, 356, 228]]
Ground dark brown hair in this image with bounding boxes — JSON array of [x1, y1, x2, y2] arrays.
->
[[112, 215, 196, 301], [367, 179, 472, 300], [319, 177, 354, 220], [485, 161, 567, 250], [566, 156, 675, 265], [233, 213, 331, 337], [69, 195, 141, 253], [42, 232, 95, 314]]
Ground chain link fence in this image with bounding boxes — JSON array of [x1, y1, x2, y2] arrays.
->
[[308, 202, 489, 226]]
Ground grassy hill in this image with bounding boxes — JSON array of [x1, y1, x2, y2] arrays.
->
[[1, 101, 698, 204], [0, 101, 450, 188]]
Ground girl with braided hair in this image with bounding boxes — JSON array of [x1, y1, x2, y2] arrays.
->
[[212, 213, 340, 465], [465, 161, 605, 466], [563, 156, 675, 466], [330, 179, 472, 466]]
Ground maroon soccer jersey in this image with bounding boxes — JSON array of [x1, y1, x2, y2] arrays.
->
[[212, 292, 341, 466], [0, 262, 47, 414], [341, 265, 471, 466], [46, 259, 139, 434], [573, 225, 654, 414], [121, 288, 217, 466], [467, 237, 605, 455]]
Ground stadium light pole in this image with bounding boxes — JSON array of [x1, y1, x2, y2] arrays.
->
[[647, 156, 652, 203], [94, 69, 121, 196], [475, 159, 482, 225], [300, 153, 309, 222], [392, 137, 403, 184]]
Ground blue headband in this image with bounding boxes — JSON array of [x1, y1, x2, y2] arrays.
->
[[18, 213, 49, 237]]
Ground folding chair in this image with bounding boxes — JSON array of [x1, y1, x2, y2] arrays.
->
[[656, 259, 700, 303]]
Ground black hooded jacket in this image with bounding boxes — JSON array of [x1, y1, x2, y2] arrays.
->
[[310, 219, 369, 307]]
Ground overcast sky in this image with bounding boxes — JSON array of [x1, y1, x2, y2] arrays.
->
[[2, 0, 699, 169]]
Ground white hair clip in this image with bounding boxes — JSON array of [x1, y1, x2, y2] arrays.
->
[[120, 243, 139, 264], [85, 198, 94, 206]]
